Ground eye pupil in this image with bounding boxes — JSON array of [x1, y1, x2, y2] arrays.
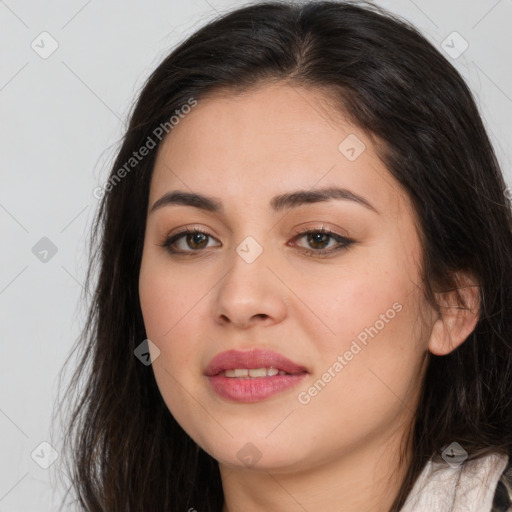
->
[[188, 232, 208, 248], [308, 232, 329, 249]]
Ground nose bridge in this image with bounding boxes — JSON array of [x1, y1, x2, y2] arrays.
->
[[213, 233, 287, 327]]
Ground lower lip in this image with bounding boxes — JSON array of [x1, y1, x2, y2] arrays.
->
[[207, 373, 307, 402]]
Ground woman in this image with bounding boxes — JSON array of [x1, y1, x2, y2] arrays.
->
[[56, 1, 512, 510]]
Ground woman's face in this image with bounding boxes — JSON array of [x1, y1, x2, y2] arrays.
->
[[139, 83, 432, 472]]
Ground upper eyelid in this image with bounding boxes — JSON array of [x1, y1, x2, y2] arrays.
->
[[165, 227, 220, 245], [290, 228, 353, 249], [292, 226, 344, 237]]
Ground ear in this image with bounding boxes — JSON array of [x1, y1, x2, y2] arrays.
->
[[428, 272, 481, 356]]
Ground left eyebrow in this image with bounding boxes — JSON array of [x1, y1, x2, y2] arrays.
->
[[149, 186, 379, 215], [270, 186, 378, 214]]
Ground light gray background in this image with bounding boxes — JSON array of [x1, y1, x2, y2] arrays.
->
[[1, 0, 511, 510]]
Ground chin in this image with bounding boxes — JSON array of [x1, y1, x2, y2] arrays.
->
[[196, 434, 314, 473]]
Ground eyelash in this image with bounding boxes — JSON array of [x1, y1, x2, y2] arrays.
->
[[160, 226, 355, 258]]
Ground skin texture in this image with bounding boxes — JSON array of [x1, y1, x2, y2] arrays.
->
[[138, 83, 479, 512]]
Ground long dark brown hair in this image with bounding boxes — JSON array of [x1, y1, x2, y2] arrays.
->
[[54, 1, 512, 510]]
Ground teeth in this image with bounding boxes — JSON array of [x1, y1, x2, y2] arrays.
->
[[222, 367, 288, 378], [248, 368, 266, 377]]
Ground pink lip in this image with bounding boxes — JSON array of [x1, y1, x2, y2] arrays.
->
[[205, 348, 308, 403], [205, 348, 308, 376]]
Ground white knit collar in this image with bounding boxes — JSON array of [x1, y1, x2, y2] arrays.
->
[[400, 451, 509, 512]]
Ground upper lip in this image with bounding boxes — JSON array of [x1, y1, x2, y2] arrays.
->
[[204, 348, 308, 376]]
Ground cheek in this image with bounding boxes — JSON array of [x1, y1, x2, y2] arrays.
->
[[303, 256, 415, 346], [139, 251, 201, 338], [138, 251, 214, 383], [293, 287, 426, 450], [302, 237, 426, 394], [138, 254, 207, 430], [311, 282, 421, 386]]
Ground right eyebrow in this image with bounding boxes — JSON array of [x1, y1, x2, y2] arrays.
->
[[150, 191, 223, 214]]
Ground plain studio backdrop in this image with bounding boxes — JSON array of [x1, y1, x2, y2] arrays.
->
[[0, 0, 511, 510]]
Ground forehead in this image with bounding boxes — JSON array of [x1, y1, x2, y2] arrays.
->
[[150, 83, 412, 220]]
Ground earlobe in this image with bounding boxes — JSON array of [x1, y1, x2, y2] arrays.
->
[[427, 273, 481, 356]]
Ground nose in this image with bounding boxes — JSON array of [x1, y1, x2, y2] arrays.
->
[[213, 244, 288, 329]]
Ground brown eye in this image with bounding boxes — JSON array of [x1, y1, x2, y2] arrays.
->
[[291, 228, 355, 257], [185, 232, 209, 249], [305, 232, 331, 250], [161, 228, 220, 254]]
